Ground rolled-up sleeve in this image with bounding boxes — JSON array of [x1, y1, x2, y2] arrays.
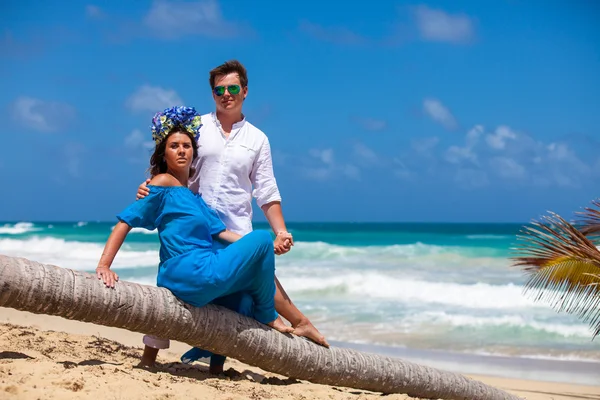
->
[[251, 137, 282, 208]]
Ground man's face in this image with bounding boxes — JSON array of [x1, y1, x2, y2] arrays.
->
[[212, 73, 248, 114]]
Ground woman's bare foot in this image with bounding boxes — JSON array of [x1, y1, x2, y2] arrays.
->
[[293, 319, 329, 348], [267, 316, 294, 333]]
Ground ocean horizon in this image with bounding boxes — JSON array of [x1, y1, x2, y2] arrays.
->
[[1, 220, 598, 384]]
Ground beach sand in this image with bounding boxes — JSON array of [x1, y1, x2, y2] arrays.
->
[[0, 308, 598, 400]]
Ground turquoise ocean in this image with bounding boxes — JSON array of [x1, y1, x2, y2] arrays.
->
[[1, 221, 599, 383]]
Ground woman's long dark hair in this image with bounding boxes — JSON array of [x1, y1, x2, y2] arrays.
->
[[148, 126, 199, 178]]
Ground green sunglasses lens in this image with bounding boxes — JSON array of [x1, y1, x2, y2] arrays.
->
[[228, 85, 241, 95], [214, 85, 241, 96]]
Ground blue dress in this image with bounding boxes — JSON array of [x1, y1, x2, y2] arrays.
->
[[117, 185, 278, 325]]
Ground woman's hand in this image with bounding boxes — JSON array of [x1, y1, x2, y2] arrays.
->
[[96, 267, 119, 288], [274, 231, 293, 255]]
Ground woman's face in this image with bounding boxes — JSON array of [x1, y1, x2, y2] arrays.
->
[[164, 132, 193, 172]]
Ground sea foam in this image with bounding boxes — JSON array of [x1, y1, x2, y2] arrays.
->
[[0, 222, 41, 235]]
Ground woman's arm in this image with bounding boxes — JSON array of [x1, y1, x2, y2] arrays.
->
[[216, 229, 242, 244], [96, 221, 132, 288]]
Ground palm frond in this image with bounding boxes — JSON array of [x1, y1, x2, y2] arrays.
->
[[512, 211, 600, 338], [575, 199, 600, 238]]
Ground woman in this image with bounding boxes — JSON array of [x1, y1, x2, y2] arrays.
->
[[96, 107, 293, 369]]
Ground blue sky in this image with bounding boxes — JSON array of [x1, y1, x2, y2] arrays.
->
[[1, 0, 599, 223]]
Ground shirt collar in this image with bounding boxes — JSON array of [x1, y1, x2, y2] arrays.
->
[[210, 112, 246, 130]]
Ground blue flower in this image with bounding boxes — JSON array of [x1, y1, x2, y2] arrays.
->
[[150, 106, 202, 145]]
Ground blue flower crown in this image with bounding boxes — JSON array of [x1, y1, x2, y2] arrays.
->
[[151, 106, 202, 145]]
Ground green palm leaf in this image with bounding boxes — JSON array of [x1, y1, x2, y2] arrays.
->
[[512, 211, 600, 338], [575, 198, 600, 238]]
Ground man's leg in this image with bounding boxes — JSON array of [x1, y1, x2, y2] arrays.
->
[[208, 292, 253, 374], [181, 292, 254, 374], [140, 335, 170, 367]]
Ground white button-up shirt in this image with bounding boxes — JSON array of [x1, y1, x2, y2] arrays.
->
[[188, 113, 281, 235]]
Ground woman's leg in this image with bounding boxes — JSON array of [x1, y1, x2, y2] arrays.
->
[[215, 231, 290, 332], [217, 232, 326, 345], [273, 277, 330, 347]]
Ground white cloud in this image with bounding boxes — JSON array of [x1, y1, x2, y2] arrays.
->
[[454, 168, 489, 188], [125, 129, 154, 150], [542, 142, 591, 187], [486, 126, 517, 150], [303, 148, 360, 181], [11, 96, 76, 132], [126, 85, 183, 113], [144, 0, 245, 39], [302, 167, 332, 181], [454, 125, 592, 188], [445, 125, 483, 165], [423, 98, 457, 130], [547, 142, 575, 162], [309, 148, 334, 165], [393, 158, 414, 181], [353, 142, 380, 166], [446, 145, 477, 165], [490, 157, 526, 180], [124, 129, 155, 164], [413, 5, 475, 44], [341, 164, 360, 180], [466, 125, 484, 146], [86, 5, 105, 19], [412, 137, 439, 154]]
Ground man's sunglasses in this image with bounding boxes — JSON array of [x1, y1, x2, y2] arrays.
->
[[213, 85, 241, 96]]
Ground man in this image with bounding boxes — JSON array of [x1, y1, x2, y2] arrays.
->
[[137, 60, 328, 372]]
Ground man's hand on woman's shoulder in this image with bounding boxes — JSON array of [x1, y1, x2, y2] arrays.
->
[[136, 175, 183, 200], [136, 179, 151, 200]]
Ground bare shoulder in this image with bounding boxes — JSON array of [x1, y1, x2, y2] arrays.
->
[[148, 174, 181, 187]]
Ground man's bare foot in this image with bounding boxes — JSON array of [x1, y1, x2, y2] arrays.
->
[[267, 316, 294, 334], [140, 346, 159, 368], [293, 319, 329, 348]]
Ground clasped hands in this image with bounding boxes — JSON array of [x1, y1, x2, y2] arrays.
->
[[273, 231, 293, 255]]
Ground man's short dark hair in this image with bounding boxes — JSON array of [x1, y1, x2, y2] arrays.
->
[[209, 60, 248, 89]]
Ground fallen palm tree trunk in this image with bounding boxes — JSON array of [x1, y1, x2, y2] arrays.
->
[[0, 255, 520, 400]]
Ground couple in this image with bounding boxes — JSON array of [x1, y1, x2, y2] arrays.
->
[[96, 60, 328, 375]]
